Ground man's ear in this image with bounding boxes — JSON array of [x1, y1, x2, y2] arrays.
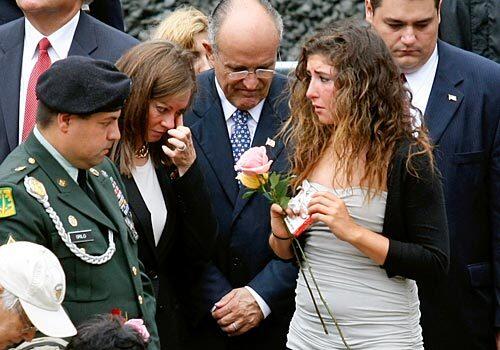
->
[[57, 113, 72, 133], [365, 0, 374, 22], [203, 42, 216, 66]]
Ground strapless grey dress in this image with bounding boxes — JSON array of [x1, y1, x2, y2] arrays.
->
[[287, 183, 423, 350]]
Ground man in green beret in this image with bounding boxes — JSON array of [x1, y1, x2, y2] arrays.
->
[[0, 56, 159, 349]]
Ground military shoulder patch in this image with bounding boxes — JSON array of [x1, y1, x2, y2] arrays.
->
[[0, 187, 16, 218]]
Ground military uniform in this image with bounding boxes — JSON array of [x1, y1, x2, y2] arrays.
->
[[0, 134, 159, 349]]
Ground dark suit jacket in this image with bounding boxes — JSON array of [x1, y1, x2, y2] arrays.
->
[[0, 0, 125, 30], [0, 11, 138, 164], [417, 40, 500, 350], [121, 162, 218, 350], [183, 70, 298, 349]]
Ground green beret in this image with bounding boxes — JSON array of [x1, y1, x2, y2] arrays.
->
[[36, 56, 131, 115]]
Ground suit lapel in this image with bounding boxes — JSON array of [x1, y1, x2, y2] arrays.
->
[[23, 135, 117, 232], [155, 166, 176, 262], [189, 72, 239, 206], [0, 19, 24, 151], [68, 11, 98, 56], [122, 175, 157, 260], [425, 41, 464, 144]]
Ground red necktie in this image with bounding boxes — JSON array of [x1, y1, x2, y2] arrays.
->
[[23, 37, 52, 141]]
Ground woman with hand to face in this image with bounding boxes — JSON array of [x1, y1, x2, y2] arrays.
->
[[269, 20, 449, 349], [113, 41, 218, 350]]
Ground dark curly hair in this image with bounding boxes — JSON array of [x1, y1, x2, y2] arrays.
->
[[65, 314, 147, 350]]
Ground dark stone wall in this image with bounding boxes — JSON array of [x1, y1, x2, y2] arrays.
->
[[122, 0, 365, 60]]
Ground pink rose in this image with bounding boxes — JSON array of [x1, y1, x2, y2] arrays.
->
[[124, 318, 150, 343], [234, 146, 273, 175]]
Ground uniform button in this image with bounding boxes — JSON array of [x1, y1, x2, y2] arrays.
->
[[28, 157, 36, 164], [232, 257, 240, 267], [132, 266, 138, 276], [138, 295, 143, 304]]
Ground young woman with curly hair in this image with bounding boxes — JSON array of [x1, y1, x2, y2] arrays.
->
[[269, 19, 449, 349]]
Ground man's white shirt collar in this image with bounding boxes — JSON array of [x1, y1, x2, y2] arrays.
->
[[24, 10, 80, 62], [404, 44, 439, 118]]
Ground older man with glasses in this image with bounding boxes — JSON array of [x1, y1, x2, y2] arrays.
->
[[0, 241, 76, 350], [183, 0, 297, 349]]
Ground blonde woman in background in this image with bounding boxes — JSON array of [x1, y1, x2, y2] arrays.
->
[[152, 6, 211, 74]]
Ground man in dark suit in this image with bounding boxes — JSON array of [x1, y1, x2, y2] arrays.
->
[[366, 0, 500, 349], [0, 0, 137, 164], [183, 0, 297, 348], [0, 0, 126, 30]]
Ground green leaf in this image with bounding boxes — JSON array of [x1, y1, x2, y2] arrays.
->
[[242, 190, 256, 199], [275, 179, 289, 200], [279, 196, 290, 209], [269, 172, 280, 188], [262, 192, 272, 202]]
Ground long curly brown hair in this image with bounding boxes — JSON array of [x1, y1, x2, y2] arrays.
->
[[282, 19, 434, 194]]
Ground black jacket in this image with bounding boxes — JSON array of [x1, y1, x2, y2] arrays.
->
[[439, 0, 500, 63], [122, 161, 218, 350], [381, 141, 449, 283]]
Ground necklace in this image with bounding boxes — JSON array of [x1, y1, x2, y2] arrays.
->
[[135, 144, 149, 158]]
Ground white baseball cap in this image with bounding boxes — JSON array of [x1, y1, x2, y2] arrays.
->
[[0, 241, 77, 338]]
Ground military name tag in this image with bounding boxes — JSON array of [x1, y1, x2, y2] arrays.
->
[[68, 229, 94, 244]]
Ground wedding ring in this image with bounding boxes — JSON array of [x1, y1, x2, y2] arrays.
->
[[231, 322, 237, 332], [177, 144, 187, 151]]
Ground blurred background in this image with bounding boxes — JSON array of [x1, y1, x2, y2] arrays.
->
[[122, 0, 365, 61]]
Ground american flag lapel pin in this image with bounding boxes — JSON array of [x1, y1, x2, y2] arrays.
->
[[448, 94, 457, 102], [265, 138, 276, 148]]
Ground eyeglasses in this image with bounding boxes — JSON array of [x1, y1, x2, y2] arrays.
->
[[15, 301, 37, 334], [227, 69, 275, 81], [214, 51, 276, 81]]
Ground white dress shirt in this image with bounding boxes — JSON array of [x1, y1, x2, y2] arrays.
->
[[403, 44, 439, 128], [215, 78, 264, 140], [131, 157, 168, 246], [214, 77, 272, 319], [19, 11, 80, 144]]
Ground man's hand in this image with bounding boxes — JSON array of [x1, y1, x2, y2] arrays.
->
[[211, 287, 264, 336], [496, 330, 500, 349]]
